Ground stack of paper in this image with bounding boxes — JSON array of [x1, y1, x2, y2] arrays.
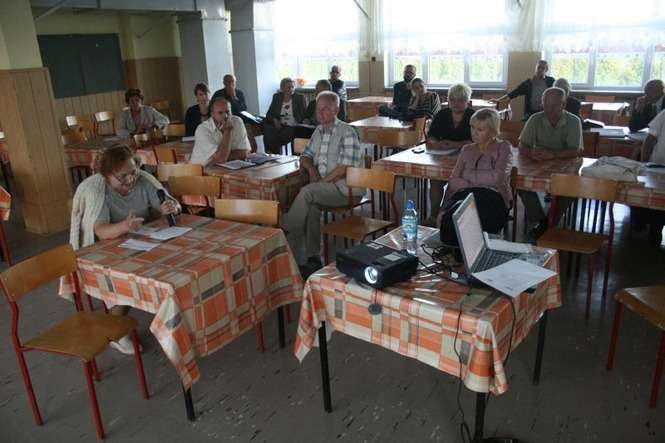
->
[[119, 238, 159, 251], [148, 226, 192, 240]]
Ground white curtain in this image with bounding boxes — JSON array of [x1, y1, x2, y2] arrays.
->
[[358, 0, 383, 62], [506, 0, 544, 52]]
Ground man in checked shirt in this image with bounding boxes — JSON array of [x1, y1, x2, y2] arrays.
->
[[282, 91, 365, 275]]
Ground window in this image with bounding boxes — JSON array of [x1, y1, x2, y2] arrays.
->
[[273, 0, 359, 86], [544, 0, 665, 91], [383, 0, 509, 88]]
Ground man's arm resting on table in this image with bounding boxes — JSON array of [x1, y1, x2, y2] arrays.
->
[[641, 134, 657, 162], [518, 142, 555, 160]]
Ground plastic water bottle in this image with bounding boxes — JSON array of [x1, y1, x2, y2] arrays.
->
[[402, 199, 418, 255]]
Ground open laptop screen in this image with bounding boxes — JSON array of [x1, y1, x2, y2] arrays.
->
[[453, 194, 484, 271]]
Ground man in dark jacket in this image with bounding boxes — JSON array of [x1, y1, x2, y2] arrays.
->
[[629, 79, 664, 132], [263, 77, 307, 154], [378, 64, 416, 117], [495, 60, 555, 120]]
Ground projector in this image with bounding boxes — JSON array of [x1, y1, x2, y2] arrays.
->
[[336, 242, 419, 289]]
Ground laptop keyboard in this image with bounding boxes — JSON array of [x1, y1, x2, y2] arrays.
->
[[474, 250, 519, 272]]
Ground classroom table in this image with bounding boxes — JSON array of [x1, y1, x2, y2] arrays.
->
[[347, 96, 393, 121], [373, 145, 665, 211], [0, 185, 10, 221], [349, 116, 415, 144], [589, 126, 643, 158], [70, 214, 303, 419], [294, 226, 561, 441], [581, 101, 629, 125]]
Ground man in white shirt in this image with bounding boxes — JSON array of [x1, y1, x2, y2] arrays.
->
[[190, 97, 251, 165]]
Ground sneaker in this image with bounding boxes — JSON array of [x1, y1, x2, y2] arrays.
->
[[110, 335, 142, 355]]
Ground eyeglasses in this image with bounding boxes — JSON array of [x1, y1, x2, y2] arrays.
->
[[112, 168, 138, 184]]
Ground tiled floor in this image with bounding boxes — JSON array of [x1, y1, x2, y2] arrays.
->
[[0, 182, 664, 442]]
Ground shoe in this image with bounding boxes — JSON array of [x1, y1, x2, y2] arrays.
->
[[648, 225, 663, 245], [110, 335, 142, 355]]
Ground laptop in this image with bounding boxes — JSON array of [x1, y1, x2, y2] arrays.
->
[[452, 193, 523, 275]]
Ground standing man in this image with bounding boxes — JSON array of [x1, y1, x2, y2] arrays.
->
[[282, 91, 364, 275], [495, 60, 555, 120], [518, 87, 583, 239], [378, 64, 416, 117], [629, 79, 664, 132], [190, 97, 251, 165]]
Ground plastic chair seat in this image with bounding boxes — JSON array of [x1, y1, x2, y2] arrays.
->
[[24, 312, 137, 362], [321, 215, 395, 242], [537, 227, 608, 255], [616, 287, 665, 330]]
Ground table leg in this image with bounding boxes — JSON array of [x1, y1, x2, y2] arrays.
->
[[533, 310, 549, 385], [182, 385, 195, 421], [1, 162, 11, 195], [277, 306, 286, 348], [318, 322, 332, 413], [473, 392, 487, 442]]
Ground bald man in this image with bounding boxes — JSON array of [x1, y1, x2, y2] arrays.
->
[[629, 79, 664, 132]]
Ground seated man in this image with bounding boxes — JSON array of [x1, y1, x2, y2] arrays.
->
[[190, 97, 251, 165], [629, 79, 664, 132], [632, 108, 665, 244], [282, 91, 364, 274], [518, 87, 582, 239], [212, 74, 259, 151], [378, 64, 416, 117], [329, 65, 348, 121]]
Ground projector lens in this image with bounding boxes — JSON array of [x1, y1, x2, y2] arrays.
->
[[364, 266, 378, 284]]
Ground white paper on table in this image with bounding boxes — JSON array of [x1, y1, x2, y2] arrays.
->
[[483, 232, 533, 254], [119, 238, 160, 251], [134, 226, 159, 236], [596, 128, 626, 138], [216, 159, 254, 170], [148, 226, 192, 241], [472, 259, 557, 298], [181, 136, 196, 142]]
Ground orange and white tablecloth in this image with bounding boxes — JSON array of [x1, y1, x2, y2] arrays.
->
[[375, 146, 665, 211], [0, 186, 10, 220], [294, 227, 561, 395], [72, 214, 303, 389]]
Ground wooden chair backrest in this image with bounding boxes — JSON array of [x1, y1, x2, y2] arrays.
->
[[293, 138, 309, 154], [94, 110, 114, 123], [582, 131, 599, 157], [157, 163, 203, 182], [0, 244, 76, 302], [65, 114, 96, 136], [153, 145, 177, 164], [412, 117, 426, 140], [499, 120, 524, 146], [133, 133, 151, 148], [214, 199, 279, 227], [347, 167, 395, 194], [585, 95, 615, 103], [168, 176, 221, 198], [550, 174, 618, 202], [377, 129, 420, 148], [61, 127, 87, 145], [151, 100, 170, 115], [162, 123, 185, 138], [579, 103, 593, 120]]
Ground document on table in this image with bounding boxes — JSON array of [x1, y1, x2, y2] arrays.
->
[[483, 233, 533, 254], [181, 136, 196, 142], [596, 128, 627, 138], [119, 238, 160, 251], [472, 259, 557, 298], [216, 160, 255, 170], [426, 147, 460, 156], [134, 226, 192, 240]]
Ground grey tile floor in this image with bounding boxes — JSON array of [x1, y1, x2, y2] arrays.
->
[[0, 187, 664, 443]]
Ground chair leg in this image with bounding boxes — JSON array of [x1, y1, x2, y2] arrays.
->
[[650, 330, 665, 408], [0, 222, 12, 265], [255, 323, 265, 353], [323, 233, 330, 265], [585, 253, 596, 320], [602, 239, 613, 299], [15, 349, 43, 426], [606, 303, 622, 370], [83, 361, 105, 440], [91, 358, 102, 382], [285, 304, 292, 323], [131, 331, 149, 399]]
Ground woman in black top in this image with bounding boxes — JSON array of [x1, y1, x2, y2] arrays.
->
[[425, 83, 474, 225], [184, 83, 210, 136]]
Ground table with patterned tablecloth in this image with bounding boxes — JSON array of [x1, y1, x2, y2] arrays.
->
[[72, 214, 303, 390], [0, 185, 10, 221]]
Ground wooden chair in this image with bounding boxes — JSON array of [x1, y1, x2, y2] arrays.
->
[[293, 138, 310, 155], [133, 133, 152, 148], [614, 114, 630, 126], [321, 167, 398, 264], [585, 95, 615, 103], [62, 128, 93, 186], [150, 100, 170, 119], [214, 199, 279, 227], [157, 163, 203, 182], [0, 244, 149, 440], [579, 103, 593, 120], [61, 127, 87, 145], [509, 166, 520, 241], [582, 131, 599, 158], [153, 144, 178, 164], [162, 123, 185, 141], [499, 120, 524, 147], [607, 286, 665, 408], [168, 175, 221, 215], [93, 111, 116, 136], [65, 114, 96, 138], [0, 206, 11, 266], [376, 118, 426, 159], [536, 174, 618, 320]]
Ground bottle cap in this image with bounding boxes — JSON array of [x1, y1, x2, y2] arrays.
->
[[406, 199, 414, 210]]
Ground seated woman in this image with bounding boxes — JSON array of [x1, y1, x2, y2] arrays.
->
[[443, 108, 512, 217], [117, 88, 170, 137], [263, 77, 307, 154], [425, 83, 474, 224], [69, 145, 179, 354], [404, 78, 441, 120], [184, 83, 210, 136]]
